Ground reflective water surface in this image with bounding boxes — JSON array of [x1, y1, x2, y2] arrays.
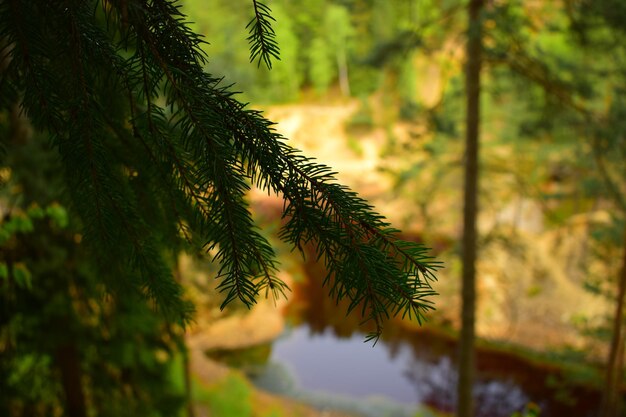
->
[[239, 254, 602, 417]]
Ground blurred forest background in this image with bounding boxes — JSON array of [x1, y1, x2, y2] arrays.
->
[[2, 1, 625, 417]]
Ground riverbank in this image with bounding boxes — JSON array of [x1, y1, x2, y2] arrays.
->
[[185, 289, 363, 417], [179, 99, 613, 415], [184, 281, 604, 417]]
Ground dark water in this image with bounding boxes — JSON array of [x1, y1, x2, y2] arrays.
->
[[243, 263, 603, 417], [255, 320, 601, 417], [270, 325, 419, 403], [212, 240, 603, 417], [250, 325, 424, 417], [258, 324, 530, 417]]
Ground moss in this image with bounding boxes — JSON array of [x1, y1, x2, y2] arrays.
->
[[196, 373, 253, 417]]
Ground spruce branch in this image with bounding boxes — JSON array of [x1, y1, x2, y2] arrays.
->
[[0, 0, 440, 337], [218, 104, 440, 338], [247, 0, 280, 69], [121, 0, 285, 308], [136, 0, 438, 329]]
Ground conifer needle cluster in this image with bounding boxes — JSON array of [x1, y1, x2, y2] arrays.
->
[[0, 0, 439, 339]]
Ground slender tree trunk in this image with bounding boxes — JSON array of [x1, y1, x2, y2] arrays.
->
[[20, 403, 36, 417], [173, 259, 195, 417], [457, 1, 484, 417], [600, 225, 626, 417], [182, 347, 195, 417], [337, 49, 350, 97], [55, 344, 87, 417]]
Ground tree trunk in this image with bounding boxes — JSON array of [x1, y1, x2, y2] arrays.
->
[[173, 259, 195, 417], [55, 344, 87, 417], [457, 1, 484, 417], [182, 347, 195, 417], [600, 225, 626, 417], [337, 49, 350, 97]]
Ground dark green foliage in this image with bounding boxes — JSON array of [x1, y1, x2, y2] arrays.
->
[[0, 136, 184, 417]]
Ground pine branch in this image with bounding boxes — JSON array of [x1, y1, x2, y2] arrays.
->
[[120, 0, 286, 308], [246, 0, 280, 69], [219, 103, 441, 338], [3, 1, 193, 323], [206, 94, 440, 330], [0, 0, 440, 337]]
